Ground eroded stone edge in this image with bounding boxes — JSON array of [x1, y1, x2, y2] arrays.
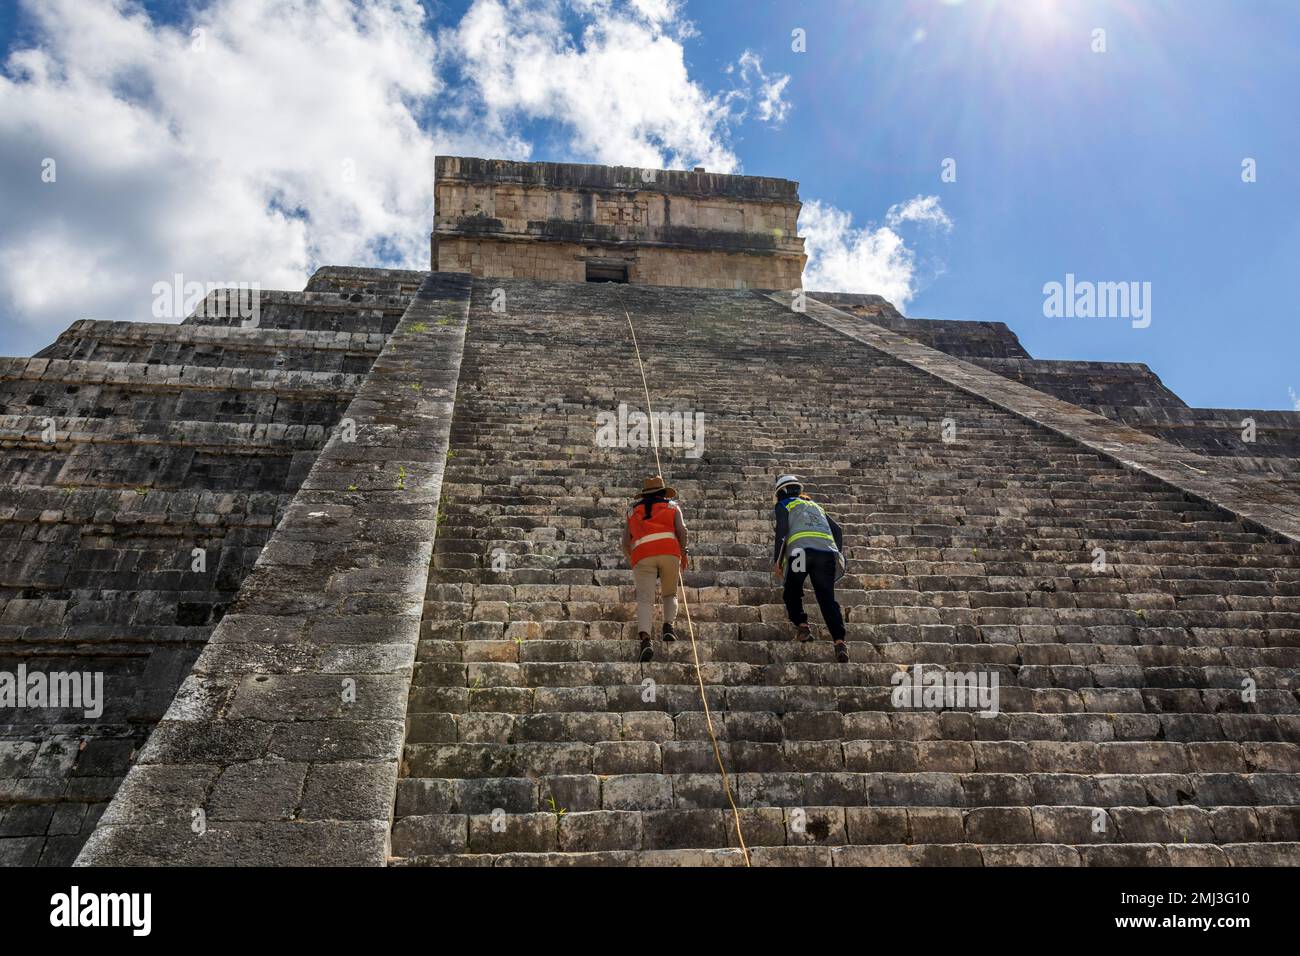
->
[[777, 292, 1300, 547], [75, 272, 473, 866]]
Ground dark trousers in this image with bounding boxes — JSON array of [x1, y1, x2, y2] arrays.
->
[[782, 549, 846, 641]]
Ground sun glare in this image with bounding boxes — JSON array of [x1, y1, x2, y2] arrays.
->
[[946, 0, 1075, 39]]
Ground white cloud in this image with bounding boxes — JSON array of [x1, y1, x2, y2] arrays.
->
[[1289, 387, 1300, 411], [885, 195, 953, 231], [0, 0, 469, 352], [571, 0, 684, 28], [627, 0, 684, 27], [732, 50, 791, 126], [1, 0, 780, 351], [756, 75, 791, 124], [441, 0, 740, 171], [800, 196, 952, 310]]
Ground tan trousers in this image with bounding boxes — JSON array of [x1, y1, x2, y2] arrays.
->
[[633, 554, 680, 636]]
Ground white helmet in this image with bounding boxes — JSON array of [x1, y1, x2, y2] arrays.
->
[[774, 474, 802, 496]]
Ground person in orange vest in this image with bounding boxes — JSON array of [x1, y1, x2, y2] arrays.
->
[[621, 475, 690, 662]]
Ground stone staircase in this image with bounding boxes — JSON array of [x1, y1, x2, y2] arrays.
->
[[9, 265, 1299, 868], [391, 277, 1300, 866], [847, 306, 1300, 497], [0, 270, 416, 865]]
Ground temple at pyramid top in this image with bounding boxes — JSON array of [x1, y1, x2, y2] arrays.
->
[[432, 155, 806, 289]]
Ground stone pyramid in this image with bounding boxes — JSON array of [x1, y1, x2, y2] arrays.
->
[[2, 159, 1298, 867]]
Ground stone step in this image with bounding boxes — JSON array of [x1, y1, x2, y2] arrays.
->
[[0, 622, 211, 647], [395, 762, 1300, 809], [0, 489, 288, 602], [0, 415, 325, 492], [418, 577, 1300, 605], [0, 415, 330, 452], [37, 320, 384, 372], [415, 636, 1300, 666], [398, 706, 1300, 745], [0, 484, 289, 513], [408, 682, 1298, 718], [390, 842, 1300, 866], [394, 766, 1300, 813], [416, 605, 1300, 636], [304, 265, 429, 297], [0, 581, 245, 625], [401, 732, 1300, 775], [0, 358, 358, 425], [406, 659, 1300, 695], [184, 289, 409, 333], [390, 805, 1300, 856]]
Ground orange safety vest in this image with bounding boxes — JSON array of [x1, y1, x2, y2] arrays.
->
[[628, 499, 682, 565]]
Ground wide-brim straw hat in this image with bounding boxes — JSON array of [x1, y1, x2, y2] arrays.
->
[[634, 475, 677, 499]]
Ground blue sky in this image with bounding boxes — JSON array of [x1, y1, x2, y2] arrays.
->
[[2, 0, 1297, 410]]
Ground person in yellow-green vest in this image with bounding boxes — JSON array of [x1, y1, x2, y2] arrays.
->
[[772, 474, 848, 662]]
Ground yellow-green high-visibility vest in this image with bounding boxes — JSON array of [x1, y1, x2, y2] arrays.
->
[[783, 497, 838, 558]]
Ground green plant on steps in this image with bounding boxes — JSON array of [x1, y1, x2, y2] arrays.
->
[[546, 795, 567, 822]]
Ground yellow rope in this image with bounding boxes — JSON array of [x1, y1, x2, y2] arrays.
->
[[617, 290, 750, 867], [622, 300, 662, 479]]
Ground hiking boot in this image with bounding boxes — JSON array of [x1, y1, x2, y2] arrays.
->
[[794, 623, 812, 643], [662, 621, 677, 642], [638, 634, 654, 663], [834, 640, 850, 663]]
